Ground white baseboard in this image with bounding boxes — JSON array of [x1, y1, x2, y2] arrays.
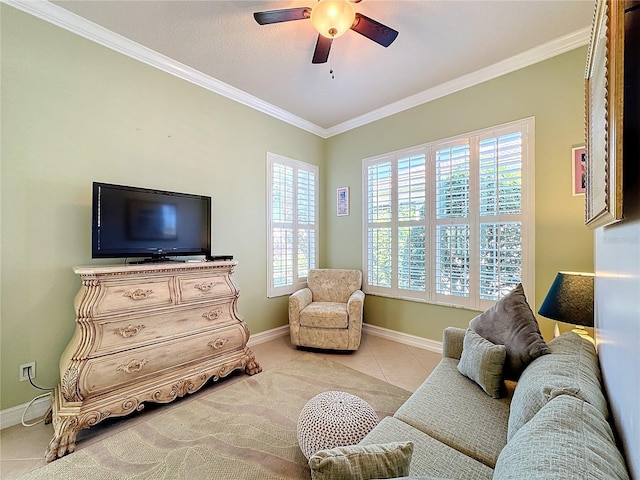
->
[[0, 324, 439, 430], [247, 325, 289, 346], [363, 323, 443, 354], [0, 393, 52, 431], [247, 323, 443, 353]]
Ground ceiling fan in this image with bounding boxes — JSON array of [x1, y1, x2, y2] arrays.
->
[[253, 0, 399, 64]]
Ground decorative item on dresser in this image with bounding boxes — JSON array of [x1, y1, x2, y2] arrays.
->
[[44, 261, 261, 462]]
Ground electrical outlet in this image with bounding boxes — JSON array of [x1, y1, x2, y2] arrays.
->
[[19, 362, 36, 382]]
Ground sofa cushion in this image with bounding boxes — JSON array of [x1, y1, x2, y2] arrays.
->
[[507, 331, 609, 440], [360, 416, 494, 480], [457, 329, 506, 398], [494, 395, 630, 480], [393, 357, 512, 468], [469, 283, 549, 379], [309, 441, 413, 480], [300, 302, 348, 328]]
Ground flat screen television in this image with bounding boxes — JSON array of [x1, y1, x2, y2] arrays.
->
[[92, 182, 211, 261]]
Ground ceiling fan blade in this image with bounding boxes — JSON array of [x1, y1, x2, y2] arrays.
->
[[312, 35, 332, 64], [253, 7, 311, 25], [351, 13, 398, 47]]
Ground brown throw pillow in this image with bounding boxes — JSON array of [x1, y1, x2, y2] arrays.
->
[[469, 284, 549, 380]]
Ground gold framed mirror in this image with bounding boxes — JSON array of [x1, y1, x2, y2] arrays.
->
[[584, 0, 625, 228]]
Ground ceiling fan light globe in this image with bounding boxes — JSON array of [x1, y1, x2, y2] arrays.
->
[[311, 0, 356, 38]]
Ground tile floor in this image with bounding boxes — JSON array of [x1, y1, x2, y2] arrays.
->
[[0, 332, 441, 479]]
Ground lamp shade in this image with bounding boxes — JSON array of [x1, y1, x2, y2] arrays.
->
[[538, 272, 594, 327], [310, 0, 356, 38]]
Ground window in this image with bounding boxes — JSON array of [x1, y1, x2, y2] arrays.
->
[[363, 118, 534, 311], [267, 153, 319, 297]]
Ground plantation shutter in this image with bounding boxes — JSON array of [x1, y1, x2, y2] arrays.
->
[[478, 132, 523, 301], [297, 169, 316, 281], [267, 153, 318, 297], [366, 161, 393, 289], [434, 142, 471, 304], [397, 153, 427, 293], [362, 117, 533, 309]]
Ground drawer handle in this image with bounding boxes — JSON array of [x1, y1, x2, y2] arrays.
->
[[114, 325, 146, 338], [124, 289, 153, 300], [208, 337, 228, 350], [117, 359, 148, 374], [194, 282, 215, 292], [202, 309, 223, 321]]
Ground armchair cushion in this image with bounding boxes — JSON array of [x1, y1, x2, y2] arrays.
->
[[301, 302, 349, 329]]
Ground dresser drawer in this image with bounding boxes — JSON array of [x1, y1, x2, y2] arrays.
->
[[92, 277, 174, 316], [81, 324, 247, 397], [94, 301, 236, 354], [177, 273, 236, 303]]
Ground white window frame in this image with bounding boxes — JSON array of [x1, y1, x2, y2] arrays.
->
[[362, 118, 535, 311], [266, 152, 319, 298]]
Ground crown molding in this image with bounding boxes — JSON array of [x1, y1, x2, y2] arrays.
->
[[325, 26, 591, 137], [2, 0, 327, 138], [5, 0, 589, 139]]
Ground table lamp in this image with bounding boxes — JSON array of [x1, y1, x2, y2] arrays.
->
[[538, 272, 594, 341]]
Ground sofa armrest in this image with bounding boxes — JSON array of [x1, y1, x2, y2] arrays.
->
[[442, 327, 466, 360]]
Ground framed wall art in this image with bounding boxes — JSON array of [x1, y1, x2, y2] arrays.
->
[[584, 0, 624, 228], [572, 146, 586, 196], [337, 187, 349, 216]]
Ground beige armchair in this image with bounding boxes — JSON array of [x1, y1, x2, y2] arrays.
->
[[289, 269, 364, 351]]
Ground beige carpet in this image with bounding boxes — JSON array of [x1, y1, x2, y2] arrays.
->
[[20, 354, 411, 480]]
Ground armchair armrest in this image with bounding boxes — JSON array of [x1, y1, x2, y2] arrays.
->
[[347, 290, 365, 323], [442, 327, 467, 360], [289, 288, 312, 323]]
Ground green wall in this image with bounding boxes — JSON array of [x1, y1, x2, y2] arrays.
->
[[324, 47, 594, 342], [1, 4, 593, 412], [0, 5, 324, 410]]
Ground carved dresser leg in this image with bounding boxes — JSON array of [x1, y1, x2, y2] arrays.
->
[[45, 415, 80, 462], [244, 350, 262, 375], [43, 404, 53, 425]]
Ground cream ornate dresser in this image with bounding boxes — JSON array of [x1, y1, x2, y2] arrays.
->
[[45, 261, 261, 462]]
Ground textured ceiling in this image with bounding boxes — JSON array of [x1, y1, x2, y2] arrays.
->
[[47, 0, 595, 132]]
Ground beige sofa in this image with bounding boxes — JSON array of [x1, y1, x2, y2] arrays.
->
[[358, 328, 631, 479]]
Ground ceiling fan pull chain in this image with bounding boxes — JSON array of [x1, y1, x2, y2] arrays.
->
[[330, 51, 335, 80]]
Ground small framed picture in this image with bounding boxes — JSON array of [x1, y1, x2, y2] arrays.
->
[[337, 187, 349, 216], [572, 146, 586, 196]]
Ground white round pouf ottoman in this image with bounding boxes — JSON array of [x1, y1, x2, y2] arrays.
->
[[297, 390, 379, 460]]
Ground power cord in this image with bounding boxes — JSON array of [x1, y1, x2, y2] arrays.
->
[[21, 392, 52, 427], [27, 368, 54, 392], [21, 367, 54, 427]]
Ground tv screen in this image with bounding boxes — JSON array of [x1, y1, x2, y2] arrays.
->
[[92, 182, 211, 260]]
